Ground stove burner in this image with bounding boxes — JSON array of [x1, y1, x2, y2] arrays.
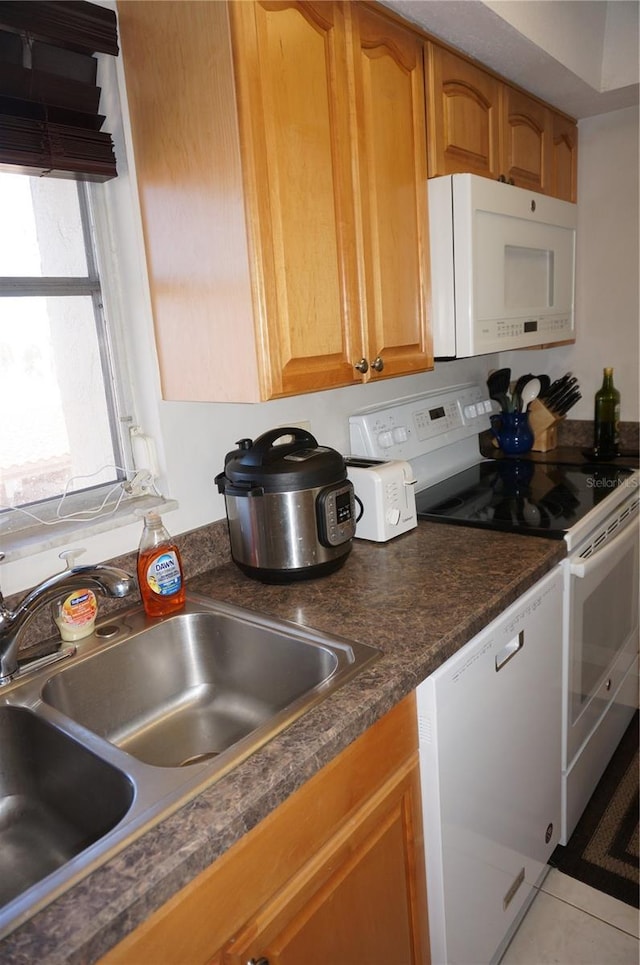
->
[[416, 460, 636, 539]]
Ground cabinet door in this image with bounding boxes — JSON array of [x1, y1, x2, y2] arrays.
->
[[231, 0, 362, 396], [501, 86, 552, 193], [222, 759, 429, 965], [426, 43, 501, 180], [118, 0, 264, 403], [350, 7, 432, 380], [551, 112, 578, 202]]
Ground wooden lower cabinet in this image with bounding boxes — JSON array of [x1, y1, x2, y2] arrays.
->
[[99, 694, 429, 965]]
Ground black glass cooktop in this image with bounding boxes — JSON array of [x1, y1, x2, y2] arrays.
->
[[416, 460, 637, 538]]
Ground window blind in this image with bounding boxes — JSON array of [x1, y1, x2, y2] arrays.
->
[[0, 1, 118, 181]]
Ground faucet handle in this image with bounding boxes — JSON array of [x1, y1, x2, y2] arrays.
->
[[59, 548, 87, 570]]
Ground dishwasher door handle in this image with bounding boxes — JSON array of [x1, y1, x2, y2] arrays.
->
[[495, 630, 524, 671]]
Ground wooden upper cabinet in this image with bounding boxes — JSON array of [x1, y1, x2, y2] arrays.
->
[[426, 42, 501, 180], [117, 0, 432, 402], [230, 0, 362, 397], [351, 7, 432, 379], [551, 112, 578, 202], [427, 42, 577, 201], [501, 86, 552, 193]]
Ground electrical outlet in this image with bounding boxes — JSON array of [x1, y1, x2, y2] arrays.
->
[[276, 420, 312, 440], [123, 470, 155, 496]]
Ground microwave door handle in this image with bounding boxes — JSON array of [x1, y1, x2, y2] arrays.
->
[[570, 515, 638, 578]]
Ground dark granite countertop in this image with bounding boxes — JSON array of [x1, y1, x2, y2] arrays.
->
[[2, 521, 566, 964]]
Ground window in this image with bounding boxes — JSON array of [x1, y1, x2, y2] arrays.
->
[[0, 171, 132, 515]]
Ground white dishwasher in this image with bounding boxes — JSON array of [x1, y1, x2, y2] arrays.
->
[[417, 567, 563, 965]]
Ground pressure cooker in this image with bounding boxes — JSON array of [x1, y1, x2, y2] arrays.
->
[[215, 428, 356, 582]]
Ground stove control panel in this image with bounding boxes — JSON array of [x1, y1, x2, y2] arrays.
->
[[349, 383, 494, 462]]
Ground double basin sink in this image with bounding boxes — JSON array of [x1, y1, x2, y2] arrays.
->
[[0, 594, 379, 937]]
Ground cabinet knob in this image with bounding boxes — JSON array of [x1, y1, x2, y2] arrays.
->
[[354, 357, 369, 374], [370, 356, 384, 373], [247, 959, 270, 965]]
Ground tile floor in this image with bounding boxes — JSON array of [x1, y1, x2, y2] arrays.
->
[[501, 869, 639, 964]]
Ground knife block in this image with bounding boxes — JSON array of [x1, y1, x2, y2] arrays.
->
[[528, 398, 563, 452]]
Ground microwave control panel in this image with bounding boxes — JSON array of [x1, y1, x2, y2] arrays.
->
[[477, 314, 574, 354]]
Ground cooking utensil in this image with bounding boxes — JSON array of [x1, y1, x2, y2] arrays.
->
[[541, 373, 574, 408], [555, 390, 582, 416], [487, 368, 512, 412], [519, 377, 541, 413], [511, 373, 534, 411], [546, 377, 579, 414], [537, 374, 551, 395]]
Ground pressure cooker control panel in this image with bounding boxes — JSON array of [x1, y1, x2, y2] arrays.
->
[[316, 483, 356, 547]]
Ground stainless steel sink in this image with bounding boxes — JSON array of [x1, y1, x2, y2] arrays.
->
[[43, 608, 344, 768], [0, 594, 379, 937], [0, 706, 133, 910]]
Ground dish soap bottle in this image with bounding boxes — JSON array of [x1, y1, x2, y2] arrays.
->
[[137, 512, 185, 617], [593, 367, 621, 460]]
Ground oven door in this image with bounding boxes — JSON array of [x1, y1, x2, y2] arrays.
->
[[564, 507, 639, 771]]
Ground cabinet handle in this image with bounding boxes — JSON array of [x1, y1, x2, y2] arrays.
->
[[354, 357, 369, 374], [370, 355, 384, 372], [247, 959, 270, 965]]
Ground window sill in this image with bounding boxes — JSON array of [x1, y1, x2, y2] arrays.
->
[[0, 492, 178, 563]]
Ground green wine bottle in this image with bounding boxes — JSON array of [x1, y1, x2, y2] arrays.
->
[[593, 367, 620, 459]]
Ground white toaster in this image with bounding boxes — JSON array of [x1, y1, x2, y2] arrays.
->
[[345, 458, 417, 542]]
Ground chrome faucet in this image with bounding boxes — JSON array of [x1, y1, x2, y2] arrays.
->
[[0, 553, 135, 683]]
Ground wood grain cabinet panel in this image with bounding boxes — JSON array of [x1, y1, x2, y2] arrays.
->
[[551, 111, 579, 202], [426, 42, 501, 180], [117, 0, 432, 402], [501, 86, 552, 193], [230, 0, 362, 397], [98, 694, 430, 965], [351, 6, 432, 380], [427, 42, 577, 201], [222, 760, 426, 965]]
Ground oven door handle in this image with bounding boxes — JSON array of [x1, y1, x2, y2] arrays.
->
[[570, 516, 638, 578]]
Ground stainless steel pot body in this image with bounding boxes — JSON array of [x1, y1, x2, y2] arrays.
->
[[224, 485, 352, 581]]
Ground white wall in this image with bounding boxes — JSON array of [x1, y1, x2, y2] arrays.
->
[[484, 0, 608, 91], [501, 104, 639, 422]]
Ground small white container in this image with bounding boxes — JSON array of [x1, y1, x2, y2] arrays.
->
[[53, 588, 98, 641], [52, 548, 98, 641]]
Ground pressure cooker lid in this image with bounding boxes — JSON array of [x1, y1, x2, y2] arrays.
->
[[216, 427, 348, 493]]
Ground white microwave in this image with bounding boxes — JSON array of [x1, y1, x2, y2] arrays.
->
[[428, 174, 577, 358]]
